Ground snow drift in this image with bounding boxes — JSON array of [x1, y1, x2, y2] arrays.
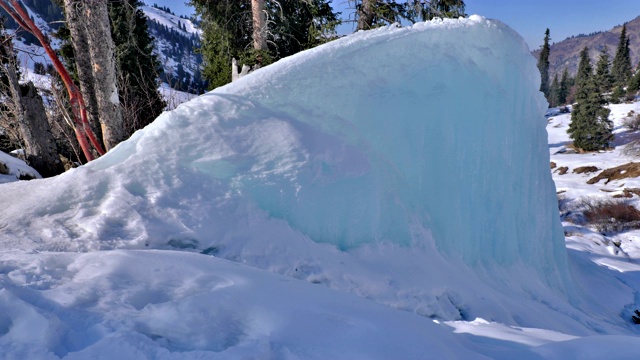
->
[[0, 16, 593, 352]]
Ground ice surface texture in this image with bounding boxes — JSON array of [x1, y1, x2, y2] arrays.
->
[[0, 16, 567, 288]]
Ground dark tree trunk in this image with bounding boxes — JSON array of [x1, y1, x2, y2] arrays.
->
[[252, 0, 267, 52], [357, 0, 375, 30], [63, 0, 124, 151], [63, 0, 102, 146], [6, 64, 63, 177]]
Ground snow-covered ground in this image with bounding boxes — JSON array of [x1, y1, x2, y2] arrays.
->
[[3, 16, 640, 359], [0, 151, 40, 184], [158, 83, 198, 110], [548, 102, 640, 256]]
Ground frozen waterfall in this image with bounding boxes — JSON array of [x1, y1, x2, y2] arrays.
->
[[0, 16, 571, 308]]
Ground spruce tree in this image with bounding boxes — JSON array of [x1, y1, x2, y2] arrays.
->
[[108, 0, 166, 137], [192, 0, 339, 89], [558, 68, 570, 105], [628, 62, 640, 94], [612, 24, 632, 86], [537, 28, 551, 97], [575, 47, 592, 88], [594, 46, 613, 95], [568, 48, 613, 151], [549, 73, 560, 107], [423, 0, 466, 20], [354, 0, 466, 29]]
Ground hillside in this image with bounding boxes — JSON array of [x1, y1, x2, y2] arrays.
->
[[0, 0, 204, 93], [533, 16, 640, 78]]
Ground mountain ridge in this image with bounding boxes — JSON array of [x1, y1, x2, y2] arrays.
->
[[533, 16, 640, 79], [1, 0, 204, 93]]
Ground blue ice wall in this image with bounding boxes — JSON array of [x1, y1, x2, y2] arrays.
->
[[2, 16, 568, 290], [209, 17, 568, 281]]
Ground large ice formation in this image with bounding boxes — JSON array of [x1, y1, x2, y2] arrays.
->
[[0, 16, 569, 302]]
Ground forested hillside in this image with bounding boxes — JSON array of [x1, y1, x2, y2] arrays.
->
[[533, 16, 640, 78]]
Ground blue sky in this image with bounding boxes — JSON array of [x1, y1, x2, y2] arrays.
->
[[144, 1, 640, 50]]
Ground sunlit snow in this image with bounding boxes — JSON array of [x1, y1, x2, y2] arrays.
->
[[2, 15, 640, 359]]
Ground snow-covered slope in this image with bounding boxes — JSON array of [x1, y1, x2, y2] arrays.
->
[[140, 5, 201, 37], [4, 0, 203, 97], [140, 5, 204, 92], [2, 15, 640, 359]]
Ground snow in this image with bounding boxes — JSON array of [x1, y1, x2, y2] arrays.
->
[[140, 5, 201, 38], [0, 151, 41, 184], [3, 15, 640, 359], [7, 3, 197, 109], [158, 83, 198, 110], [141, 5, 202, 93]]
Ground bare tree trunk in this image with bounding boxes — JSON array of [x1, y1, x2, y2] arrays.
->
[[1, 0, 104, 161], [5, 65, 63, 177], [251, 0, 267, 63], [63, 0, 124, 151], [62, 0, 102, 146], [357, 0, 375, 31]]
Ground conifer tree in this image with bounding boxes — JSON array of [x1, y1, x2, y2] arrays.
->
[[575, 47, 592, 89], [426, 0, 466, 19], [537, 28, 551, 97], [549, 73, 560, 107], [612, 24, 632, 86], [558, 68, 571, 105], [108, 0, 166, 137], [568, 47, 613, 151], [594, 46, 612, 95], [628, 62, 640, 94], [354, 1, 466, 30], [192, 0, 339, 89]]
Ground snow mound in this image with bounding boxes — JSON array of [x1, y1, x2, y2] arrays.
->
[[1, 16, 576, 329], [0, 250, 484, 359], [5, 14, 640, 359]]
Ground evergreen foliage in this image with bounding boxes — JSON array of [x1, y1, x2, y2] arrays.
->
[[21, 0, 63, 28], [108, 0, 166, 137], [568, 47, 613, 151], [425, 0, 466, 19], [549, 73, 560, 107], [151, 3, 175, 15], [611, 24, 632, 86], [575, 47, 592, 88], [594, 46, 612, 95], [628, 65, 640, 94], [558, 68, 571, 105], [611, 84, 626, 104], [145, 19, 205, 92], [537, 28, 550, 97], [353, 0, 465, 29], [191, 0, 340, 89]]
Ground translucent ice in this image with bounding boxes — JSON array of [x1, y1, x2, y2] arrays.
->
[[0, 16, 569, 290]]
